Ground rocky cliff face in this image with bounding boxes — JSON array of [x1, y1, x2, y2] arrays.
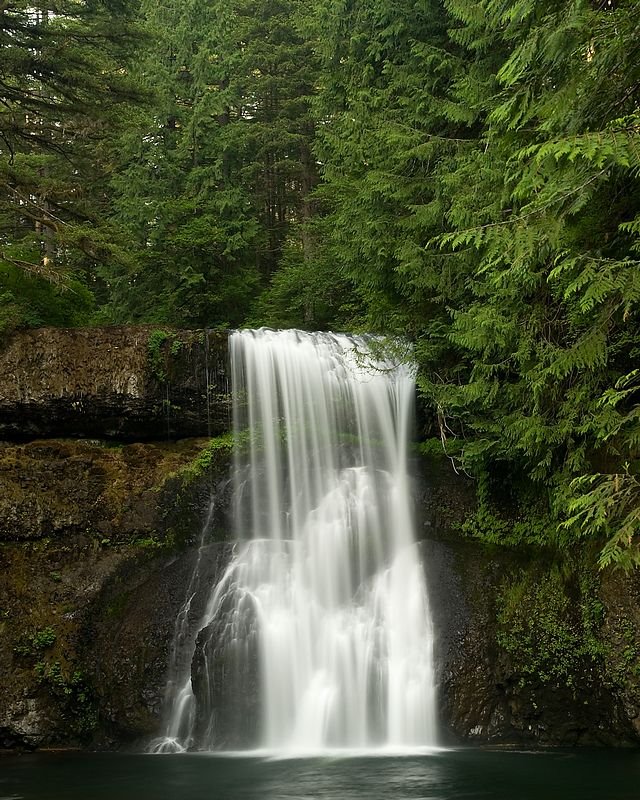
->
[[0, 434, 233, 749], [0, 326, 234, 749], [428, 538, 640, 746], [410, 458, 640, 746], [2, 326, 640, 751], [416, 455, 640, 748], [0, 326, 230, 440]]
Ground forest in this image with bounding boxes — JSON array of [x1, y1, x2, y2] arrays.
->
[[1, 0, 639, 568]]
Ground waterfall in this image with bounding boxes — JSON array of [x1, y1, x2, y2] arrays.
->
[[150, 329, 437, 754]]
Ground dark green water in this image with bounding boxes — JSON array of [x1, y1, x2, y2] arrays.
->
[[1, 749, 639, 800]]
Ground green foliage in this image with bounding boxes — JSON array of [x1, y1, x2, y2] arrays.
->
[[417, 438, 461, 458], [99, 0, 319, 327], [605, 619, 640, 688], [147, 329, 174, 381], [171, 433, 235, 485], [0, 261, 94, 335], [131, 534, 176, 550], [497, 564, 606, 687], [310, 0, 640, 568], [460, 504, 557, 548], [563, 469, 640, 570], [0, 1, 146, 328], [14, 626, 57, 657], [34, 661, 98, 736], [249, 243, 360, 331]]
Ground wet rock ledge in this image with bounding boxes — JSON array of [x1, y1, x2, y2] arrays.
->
[[0, 326, 230, 441]]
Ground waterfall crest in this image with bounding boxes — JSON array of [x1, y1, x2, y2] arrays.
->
[[150, 329, 437, 754]]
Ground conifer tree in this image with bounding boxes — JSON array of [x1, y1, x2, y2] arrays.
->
[[312, 0, 640, 564], [309, 0, 475, 368], [0, 1, 143, 329], [435, 0, 640, 564], [103, 0, 319, 327]]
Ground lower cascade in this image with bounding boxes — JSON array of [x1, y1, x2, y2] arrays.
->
[[150, 329, 438, 754]]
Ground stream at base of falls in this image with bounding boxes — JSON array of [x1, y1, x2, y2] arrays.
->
[[2, 749, 639, 800]]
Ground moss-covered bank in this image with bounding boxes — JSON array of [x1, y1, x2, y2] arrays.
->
[[429, 540, 640, 745]]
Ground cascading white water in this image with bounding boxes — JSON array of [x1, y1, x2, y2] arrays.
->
[[151, 329, 437, 754]]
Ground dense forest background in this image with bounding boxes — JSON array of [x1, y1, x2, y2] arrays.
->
[[1, 0, 639, 567]]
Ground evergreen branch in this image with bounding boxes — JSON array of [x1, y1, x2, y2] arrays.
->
[[389, 121, 478, 144], [6, 187, 68, 231], [435, 169, 608, 249], [0, 250, 73, 288]]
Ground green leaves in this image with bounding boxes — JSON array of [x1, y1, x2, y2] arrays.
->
[[564, 471, 640, 570], [310, 0, 640, 567]]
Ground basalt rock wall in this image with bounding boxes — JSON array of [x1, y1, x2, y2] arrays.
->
[[0, 437, 233, 749], [0, 325, 235, 749], [0, 326, 230, 441], [416, 455, 640, 748]]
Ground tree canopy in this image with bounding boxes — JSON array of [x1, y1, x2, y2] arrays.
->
[[0, 1, 145, 327]]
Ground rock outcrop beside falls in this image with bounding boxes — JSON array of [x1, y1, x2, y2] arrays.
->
[[418, 456, 640, 748], [0, 325, 234, 749], [0, 326, 230, 440], [0, 437, 232, 749]]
